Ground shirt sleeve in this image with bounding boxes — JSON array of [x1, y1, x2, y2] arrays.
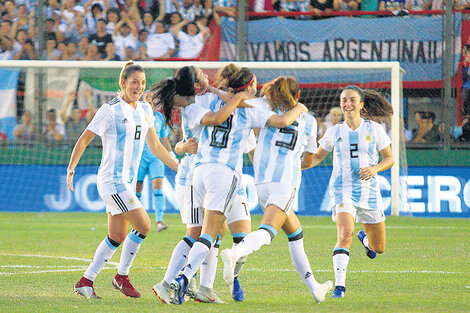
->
[[318, 126, 335, 152], [187, 94, 215, 129], [246, 98, 275, 128], [86, 104, 112, 136], [374, 123, 392, 151], [304, 114, 318, 154]]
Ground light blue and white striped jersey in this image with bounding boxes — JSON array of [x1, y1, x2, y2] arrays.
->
[[163, 0, 178, 14], [141, 110, 170, 159], [87, 96, 155, 196], [189, 93, 274, 175], [250, 97, 317, 189], [175, 102, 204, 186], [214, 0, 237, 7], [319, 118, 391, 210]]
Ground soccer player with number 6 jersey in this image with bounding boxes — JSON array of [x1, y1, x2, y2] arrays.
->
[[67, 61, 178, 299]]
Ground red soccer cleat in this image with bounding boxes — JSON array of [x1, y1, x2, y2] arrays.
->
[[112, 274, 141, 298]]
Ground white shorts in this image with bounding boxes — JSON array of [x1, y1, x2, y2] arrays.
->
[[256, 182, 297, 216], [101, 190, 142, 216], [226, 193, 251, 225], [193, 163, 240, 214], [332, 203, 386, 224], [175, 182, 204, 227]]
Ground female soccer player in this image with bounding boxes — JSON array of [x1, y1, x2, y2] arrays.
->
[[302, 85, 394, 298], [135, 91, 175, 232], [151, 65, 250, 304], [220, 76, 333, 304], [169, 68, 308, 305], [67, 61, 179, 299]]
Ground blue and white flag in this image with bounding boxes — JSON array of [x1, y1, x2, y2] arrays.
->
[[0, 69, 19, 139]]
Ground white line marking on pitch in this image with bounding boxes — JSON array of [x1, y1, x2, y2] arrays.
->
[[0, 253, 119, 266]]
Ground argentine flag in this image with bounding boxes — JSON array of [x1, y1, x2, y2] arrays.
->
[[0, 69, 19, 139]]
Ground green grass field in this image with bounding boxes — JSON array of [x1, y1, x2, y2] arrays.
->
[[0, 213, 469, 313]]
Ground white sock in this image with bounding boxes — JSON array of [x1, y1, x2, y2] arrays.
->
[[84, 236, 119, 281], [163, 236, 194, 284], [363, 235, 370, 248], [332, 248, 350, 287], [288, 238, 319, 293], [200, 246, 218, 289], [118, 229, 145, 276], [233, 244, 247, 278], [182, 234, 213, 280], [232, 229, 272, 260]]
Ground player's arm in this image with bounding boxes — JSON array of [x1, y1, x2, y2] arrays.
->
[[266, 102, 308, 128], [67, 129, 96, 191], [301, 147, 330, 170], [358, 145, 394, 181], [200, 91, 252, 126], [146, 127, 179, 171]]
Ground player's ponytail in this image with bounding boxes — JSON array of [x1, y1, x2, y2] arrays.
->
[[151, 66, 198, 129], [227, 67, 255, 93], [261, 76, 299, 111], [119, 60, 144, 91]]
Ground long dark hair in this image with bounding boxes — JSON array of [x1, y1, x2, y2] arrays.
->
[[342, 85, 393, 119], [151, 66, 197, 129]]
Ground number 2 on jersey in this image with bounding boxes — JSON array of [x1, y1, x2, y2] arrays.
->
[[209, 116, 233, 148], [350, 143, 358, 158]]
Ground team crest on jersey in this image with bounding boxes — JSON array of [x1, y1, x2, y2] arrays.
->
[[365, 133, 372, 144], [129, 197, 136, 205]]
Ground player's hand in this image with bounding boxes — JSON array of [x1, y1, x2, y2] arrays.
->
[[67, 169, 75, 192], [184, 137, 198, 154], [358, 167, 377, 181]]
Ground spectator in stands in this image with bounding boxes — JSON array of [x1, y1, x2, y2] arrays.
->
[[113, 17, 138, 60], [88, 18, 113, 55], [103, 41, 120, 60], [146, 21, 175, 59], [0, 36, 12, 59], [378, 0, 405, 11], [457, 0, 470, 9], [65, 15, 89, 44], [85, 2, 106, 34], [44, 36, 62, 60], [193, 0, 204, 15], [44, 108, 65, 145], [105, 7, 120, 34], [13, 110, 35, 142], [60, 89, 96, 145], [169, 11, 184, 32], [339, 0, 362, 10], [171, 18, 209, 58], [12, 33, 35, 60], [45, 18, 57, 40], [160, 0, 179, 24], [412, 111, 442, 143], [11, 4, 31, 34], [2, 0, 17, 22], [405, 0, 429, 10], [139, 10, 157, 33], [177, 0, 197, 22], [57, 41, 68, 59], [64, 41, 81, 60], [214, 0, 237, 17], [76, 36, 89, 59], [82, 42, 102, 60], [279, 0, 310, 13], [201, 0, 220, 25], [134, 43, 150, 60], [308, 0, 341, 15], [1, 20, 15, 43], [137, 28, 149, 46], [318, 106, 343, 139], [457, 118, 470, 142], [122, 45, 135, 60], [461, 44, 470, 116]]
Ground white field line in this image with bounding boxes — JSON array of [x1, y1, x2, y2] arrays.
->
[[0, 253, 466, 276]]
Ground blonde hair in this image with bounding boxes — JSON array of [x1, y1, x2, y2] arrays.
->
[[260, 76, 299, 111]]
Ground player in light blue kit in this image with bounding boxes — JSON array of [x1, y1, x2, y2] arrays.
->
[[304, 86, 394, 298], [220, 76, 333, 303], [136, 91, 175, 232], [67, 61, 179, 299], [168, 68, 308, 305]]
